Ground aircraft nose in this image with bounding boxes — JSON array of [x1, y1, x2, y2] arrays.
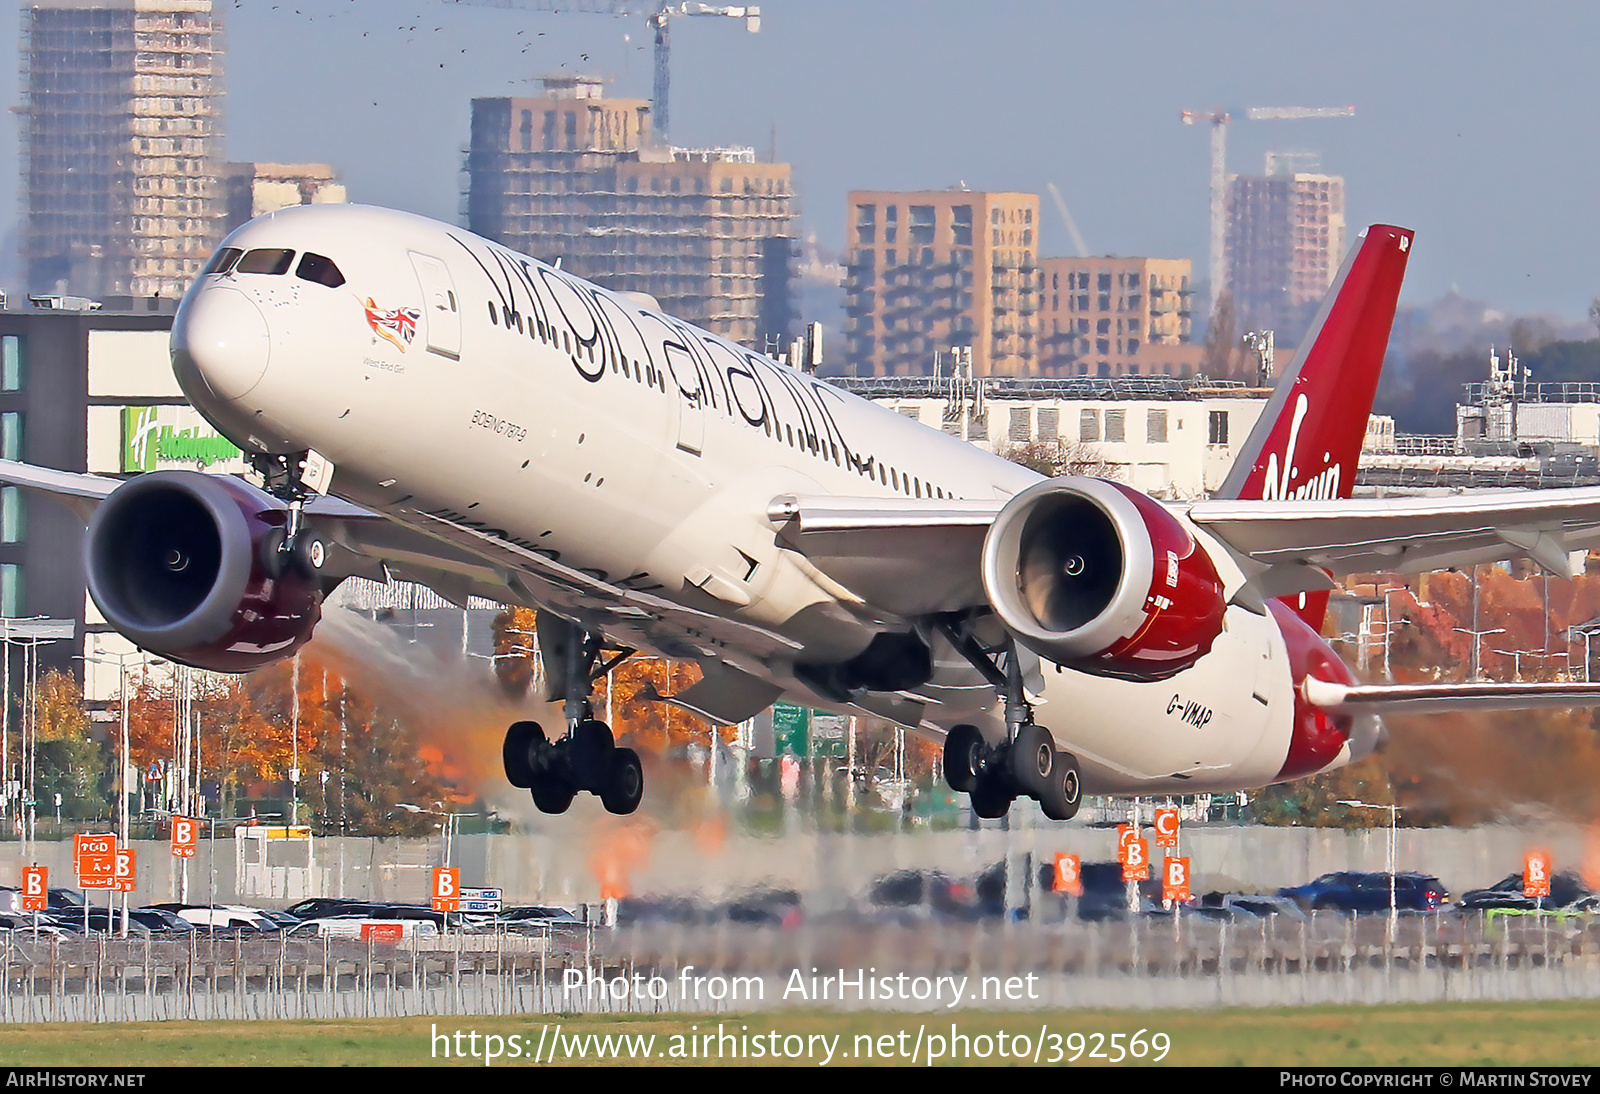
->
[[171, 285, 270, 401]]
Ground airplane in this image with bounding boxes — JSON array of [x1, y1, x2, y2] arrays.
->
[[11, 206, 1600, 822]]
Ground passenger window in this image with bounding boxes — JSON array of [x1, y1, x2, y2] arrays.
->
[[204, 247, 243, 275], [295, 252, 345, 288], [236, 248, 295, 275]]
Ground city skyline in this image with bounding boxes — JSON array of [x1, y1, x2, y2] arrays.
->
[[3, 1, 1600, 324]]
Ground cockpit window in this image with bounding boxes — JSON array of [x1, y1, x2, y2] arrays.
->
[[236, 248, 296, 275], [295, 252, 345, 289], [203, 247, 243, 276]]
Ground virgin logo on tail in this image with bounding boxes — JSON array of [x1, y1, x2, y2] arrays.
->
[[1260, 393, 1342, 502]]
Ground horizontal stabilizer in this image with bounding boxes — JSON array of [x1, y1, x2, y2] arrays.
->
[[1303, 677, 1600, 716]]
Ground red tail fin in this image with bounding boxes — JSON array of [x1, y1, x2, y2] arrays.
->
[[1217, 224, 1413, 627]]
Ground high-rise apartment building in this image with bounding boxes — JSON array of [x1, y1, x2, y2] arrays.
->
[[843, 190, 1040, 377], [1225, 156, 1345, 341], [223, 162, 346, 233], [465, 77, 795, 351], [20, 0, 225, 301], [1038, 256, 1200, 377]]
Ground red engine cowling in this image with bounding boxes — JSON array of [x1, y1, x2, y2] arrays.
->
[[980, 477, 1227, 680], [85, 471, 322, 672]]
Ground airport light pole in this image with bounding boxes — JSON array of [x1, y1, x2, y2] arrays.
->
[[1339, 799, 1401, 936], [1452, 626, 1505, 681], [77, 649, 146, 939]]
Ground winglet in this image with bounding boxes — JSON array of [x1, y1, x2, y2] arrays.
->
[[1217, 224, 1413, 627]]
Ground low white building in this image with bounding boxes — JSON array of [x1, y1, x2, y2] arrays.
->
[[834, 375, 1272, 499]]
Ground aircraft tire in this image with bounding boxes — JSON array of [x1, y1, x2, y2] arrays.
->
[[258, 528, 288, 579], [502, 720, 545, 789], [600, 747, 644, 816], [568, 719, 615, 790], [943, 724, 985, 793], [530, 772, 577, 814], [1010, 723, 1055, 795], [1039, 750, 1082, 822], [969, 776, 1013, 820], [290, 531, 326, 577]]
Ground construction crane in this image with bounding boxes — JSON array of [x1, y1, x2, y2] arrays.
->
[[447, 1, 760, 144], [1181, 105, 1354, 315], [1046, 182, 1090, 257]]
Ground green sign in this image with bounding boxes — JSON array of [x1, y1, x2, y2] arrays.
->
[[123, 407, 242, 472], [771, 701, 811, 758]]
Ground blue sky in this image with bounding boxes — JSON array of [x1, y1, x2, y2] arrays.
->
[[7, 0, 1600, 320]]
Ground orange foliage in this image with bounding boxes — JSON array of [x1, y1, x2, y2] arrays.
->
[[1366, 565, 1600, 824], [586, 815, 657, 900]]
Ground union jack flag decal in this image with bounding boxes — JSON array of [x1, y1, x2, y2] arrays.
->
[[364, 298, 422, 351]]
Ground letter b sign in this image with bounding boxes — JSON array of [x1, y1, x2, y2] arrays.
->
[[432, 867, 460, 911]]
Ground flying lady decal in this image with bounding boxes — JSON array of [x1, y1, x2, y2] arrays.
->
[[364, 298, 422, 351]]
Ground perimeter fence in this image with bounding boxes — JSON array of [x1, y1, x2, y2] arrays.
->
[[4, 910, 1598, 1022]]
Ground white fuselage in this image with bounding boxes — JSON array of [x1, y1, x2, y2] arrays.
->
[[171, 205, 1343, 797]]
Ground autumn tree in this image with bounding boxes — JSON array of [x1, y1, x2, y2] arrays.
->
[[1001, 439, 1119, 480], [490, 606, 539, 698], [1329, 566, 1600, 826], [1250, 755, 1394, 829], [1201, 290, 1240, 378], [29, 669, 107, 820]]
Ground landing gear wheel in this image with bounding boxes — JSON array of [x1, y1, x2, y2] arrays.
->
[[1039, 749, 1082, 822], [943, 724, 986, 793], [969, 776, 1013, 820], [258, 528, 288, 578], [568, 719, 615, 790], [1010, 723, 1055, 795], [290, 531, 326, 577], [502, 720, 544, 789], [530, 773, 577, 815], [600, 747, 644, 816]]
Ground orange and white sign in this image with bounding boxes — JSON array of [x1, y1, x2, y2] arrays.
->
[[170, 816, 198, 858], [360, 922, 406, 943], [1154, 808, 1180, 849], [114, 848, 136, 894], [21, 866, 47, 911], [1053, 853, 1083, 895], [1117, 823, 1138, 850], [75, 833, 117, 888], [1120, 835, 1150, 882], [432, 867, 460, 912], [1163, 857, 1192, 902], [1524, 850, 1553, 898]]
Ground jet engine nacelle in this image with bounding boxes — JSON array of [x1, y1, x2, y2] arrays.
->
[[85, 471, 322, 672], [981, 477, 1227, 680]]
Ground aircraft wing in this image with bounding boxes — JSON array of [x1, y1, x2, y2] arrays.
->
[[1190, 488, 1600, 591], [767, 494, 1002, 618], [0, 460, 802, 670]]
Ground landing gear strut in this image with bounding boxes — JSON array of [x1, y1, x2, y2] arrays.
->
[[936, 617, 1082, 822], [250, 450, 327, 581], [499, 614, 644, 816]]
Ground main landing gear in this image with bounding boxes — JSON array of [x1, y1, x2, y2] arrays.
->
[[943, 721, 1081, 821], [500, 615, 643, 816], [936, 618, 1082, 822]]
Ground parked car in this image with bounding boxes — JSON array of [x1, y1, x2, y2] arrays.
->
[[1289, 872, 1449, 913], [1197, 892, 1308, 920], [147, 903, 280, 933], [1277, 871, 1366, 910], [1459, 870, 1597, 913]]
